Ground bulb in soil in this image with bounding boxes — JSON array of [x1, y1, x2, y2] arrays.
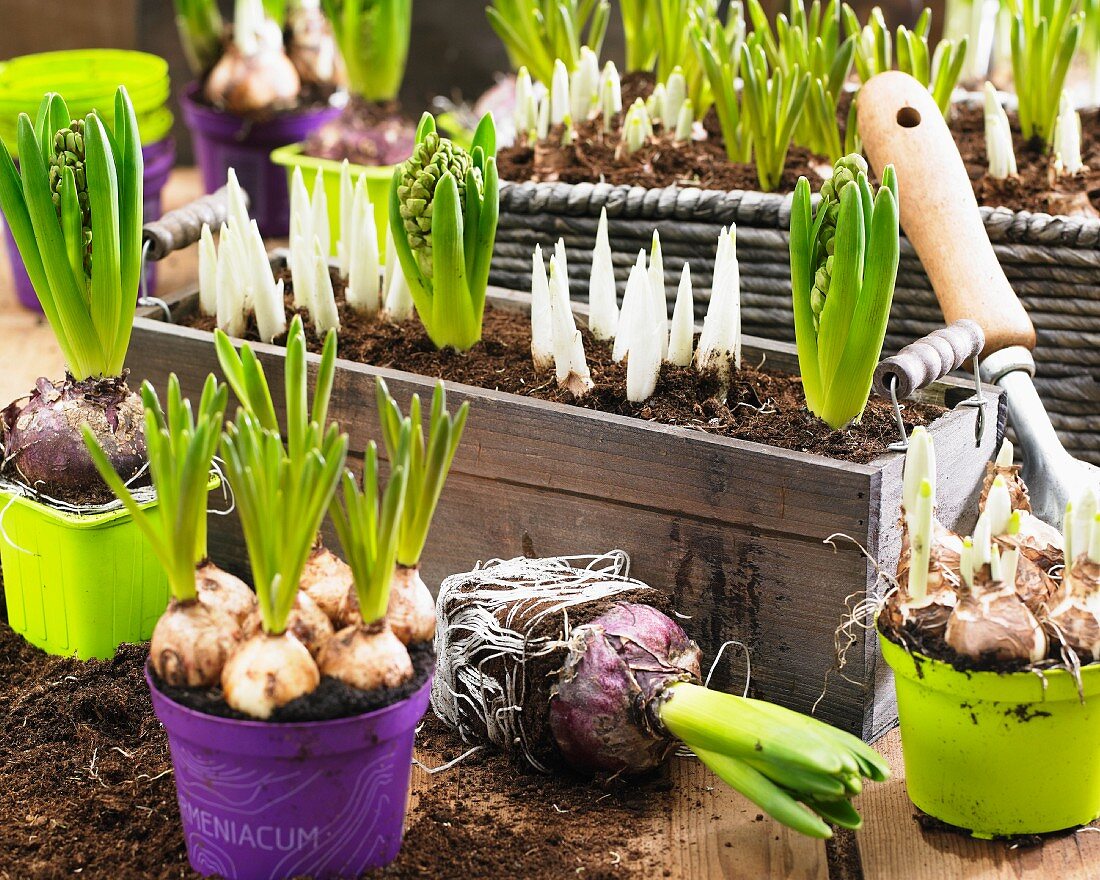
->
[[384, 565, 437, 645], [317, 621, 413, 691], [888, 519, 963, 639], [1049, 555, 1100, 662], [195, 562, 256, 624], [1, 376, 146, 504], [151, 598, 241, 688], [550, 603, 702, 773], [287, 2, 342, 89], [222, 632, 320, 719], [242, 591, 334, 656], [204, 42, 301, 116], [300, 546, 355, 624]]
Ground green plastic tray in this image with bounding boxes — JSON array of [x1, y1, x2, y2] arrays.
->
[[270, 143, 393, 255], [0, 489, 169, 659]]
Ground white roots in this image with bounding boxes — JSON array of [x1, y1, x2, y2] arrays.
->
[[430, 551, 658, 772], [317, 622, 413, 691], [151, 598, 241, 688], [221, 632, 320, 719]]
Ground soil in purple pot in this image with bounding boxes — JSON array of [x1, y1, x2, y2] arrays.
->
[[300, 97, 417, 166]]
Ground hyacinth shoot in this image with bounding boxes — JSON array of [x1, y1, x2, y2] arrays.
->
[[789, 153, 900, 429], [389, 112, 499, 352]]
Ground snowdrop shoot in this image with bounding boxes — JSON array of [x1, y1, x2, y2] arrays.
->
[[345, 175, 381, 316], [1053, 95, 1083, 176], [648, 230, 668, 360], [695, 225, 742, 387], [571, 47, 601, 122], [383, 226, 415, 321], [587, 208, 619, 341], [551, 58, 571, 125], [625, 268, 663, 403], [667, 264, 694, 367], [530, 243, 554, 372], [612, 251, 650, 363], [623, 98, 653, 154], [983, 83, 1017, 180], [600, 61, 622, 133], [549, 256, 593, 396]]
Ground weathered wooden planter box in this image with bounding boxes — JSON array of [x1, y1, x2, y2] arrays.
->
[[490, 180, 1099, 465], [127, 266, 1003, 741]]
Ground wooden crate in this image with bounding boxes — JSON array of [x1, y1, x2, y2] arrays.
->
[[127, 269, 1003, 741]]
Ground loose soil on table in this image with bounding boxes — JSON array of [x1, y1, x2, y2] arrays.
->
[[186, 271, 945, 466], [498, 75, 1100, 216], [0, 589, 695, 880]]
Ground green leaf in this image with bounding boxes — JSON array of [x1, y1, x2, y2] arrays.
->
[[789, 177, 821, 411], [816, 182, 865, 405], [84, 113, 123, 374]]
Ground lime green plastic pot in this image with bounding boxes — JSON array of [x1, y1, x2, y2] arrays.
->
[[880, 631, 1100, 837], [0, 490, 168, 659], [270, 143, 392, 254]]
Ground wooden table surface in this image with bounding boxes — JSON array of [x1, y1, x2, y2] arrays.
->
[[1, 168, 1097, 880]]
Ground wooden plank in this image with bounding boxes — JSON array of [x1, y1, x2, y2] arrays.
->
[[858, 731, 1100, 880]]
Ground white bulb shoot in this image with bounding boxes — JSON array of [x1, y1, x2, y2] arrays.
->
[[554, 237, 569, 289], [537, 92, 551, 140], [1065, 486, 1099, 565], [530, 244, 554, 371], [198, 223, 218, 315], [551, 58, 571, 126], [983, 83, 1017, 180], [647, 83, 667, 127], [664, 68, 686, 129], [215, 223, 246, 337], [345, 175, 381, 315], [625, 271, 663, 403], [311, 238, 340, 334], [623, 99, 653, 154], [571, 47, 601, 122], [667, 263, 694, 367], [600, 61, 622, 133], [908, 479, 934, 601], [1052, 95, 1083, 176], [309, 167, 330, 257], [996, 438, 1014, 468], [973, 513, 993, 566], [902, 425, 937, 513], [612, 251, 649, 362], [382, 226, 415, 321], [673, 99, 694, 143], [985, 475, 1012, 536], [648, 230, 668, 361], [548, 256, 592, 395], [587, 208, 619, 341], [337, 160, 353, 277], [514, 67, 535, 140], [694, 226, 742, 387]]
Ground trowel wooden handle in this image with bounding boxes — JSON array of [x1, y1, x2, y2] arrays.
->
[[857, 72, 1036, 355]]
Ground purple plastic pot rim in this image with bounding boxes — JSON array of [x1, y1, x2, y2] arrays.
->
[[179, 81, 340, 127], [144, 664, 433, 735]]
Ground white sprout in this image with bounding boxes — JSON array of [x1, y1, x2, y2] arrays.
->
[[530, 243, 554, 372], [664, 67, 686, 127], [667, 263, 694, 366], [345, 175, 381, 315], [612, 251, 649, 362], [694, 225, 742, 385], [1053, 94, 1083, 176], [549, 256, 592, 395], [587, 208, 619, 341], [647, 230, 668, 360], [382, 225, 415, 321], [198, 223, 218, 315], [550, 58, 571, 126], [570, 47, 601, 122], [622, 98, 653, 154], [983, 83, 1017, 180], [337, 160, 353, 276], [647, 83, 667, 127], [600, 61, 622, 133], [624, 264, 663, 403], [311, 238, 340, 334], [673, 99, 694, 143], [985, 475, 1012, 536], [514, 67, 536, 140], [536, 92, 551, 140]]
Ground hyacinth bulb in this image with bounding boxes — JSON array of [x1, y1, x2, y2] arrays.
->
[[242, 591, 334, 656], [196, 562, 256, 624], [151, 598, 241, 688], [222, 632, 320, 719], [300, 545, 356, 624], [317, 621, 414, 692]]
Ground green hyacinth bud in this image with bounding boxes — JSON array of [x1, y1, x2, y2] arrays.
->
[[396, 130, 482, 280], [810, 154, 868, 329], [49, 118, 91, 275]]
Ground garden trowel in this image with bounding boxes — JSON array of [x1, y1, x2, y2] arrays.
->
[[858, 71, 1098, 525]]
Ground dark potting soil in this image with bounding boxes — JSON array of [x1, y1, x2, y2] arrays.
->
[[190, 79, 337, 120], [878, 615, 1039, 676], [185, 270, 945, 466], [0, 604, 697, 879], [497, 77, 1100, 216], [150, 639, 436, 723], [300, 96, 418, 166]]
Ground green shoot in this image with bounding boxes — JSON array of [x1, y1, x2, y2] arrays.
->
[[0, 87, 143, 381], [173, 0, 225, 76], [82, 374, 228, 603], [693, 27, 750, 163], [789, 156, 900, 428], [322, 0, 413, 102], [660, 681, 889, 838], [621, 0, 659, 72], [390, 112, 499, 352], [486, 0, 610, 83], [739, 43, 810, 192], [331, 441, 410, 624], [218, 318, 349, 635], [375, 378, 469, 568], [1008, 0, 1084, 147]]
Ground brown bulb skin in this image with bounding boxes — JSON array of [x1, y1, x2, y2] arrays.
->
[[316, 621, 413, 692], [151, 598, 241, 688], [196, 562, 256, 624]]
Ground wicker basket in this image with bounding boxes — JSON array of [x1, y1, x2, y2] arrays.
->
[[490, 180, 1100, 464]]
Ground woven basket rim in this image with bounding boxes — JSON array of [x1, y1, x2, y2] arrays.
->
[[498, 179, 1100, 250]]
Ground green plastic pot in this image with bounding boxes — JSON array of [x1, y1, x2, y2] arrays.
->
[[270, 143, 392, 255], [0, 489, 168, 659], [880, 631, 1100, 837]]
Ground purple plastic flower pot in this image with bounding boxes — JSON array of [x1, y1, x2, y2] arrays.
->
[[3, 136, 175, 313], [147, 669, 432, 880], [180, 82, 340, 238]]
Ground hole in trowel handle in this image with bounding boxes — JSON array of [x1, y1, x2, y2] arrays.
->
[[896, 107, 922, 128]]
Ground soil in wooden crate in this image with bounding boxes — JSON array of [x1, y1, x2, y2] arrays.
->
[[0, 589, 695, 880], [498, 75, 1100, 217], [185, 271, 945, 466]]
